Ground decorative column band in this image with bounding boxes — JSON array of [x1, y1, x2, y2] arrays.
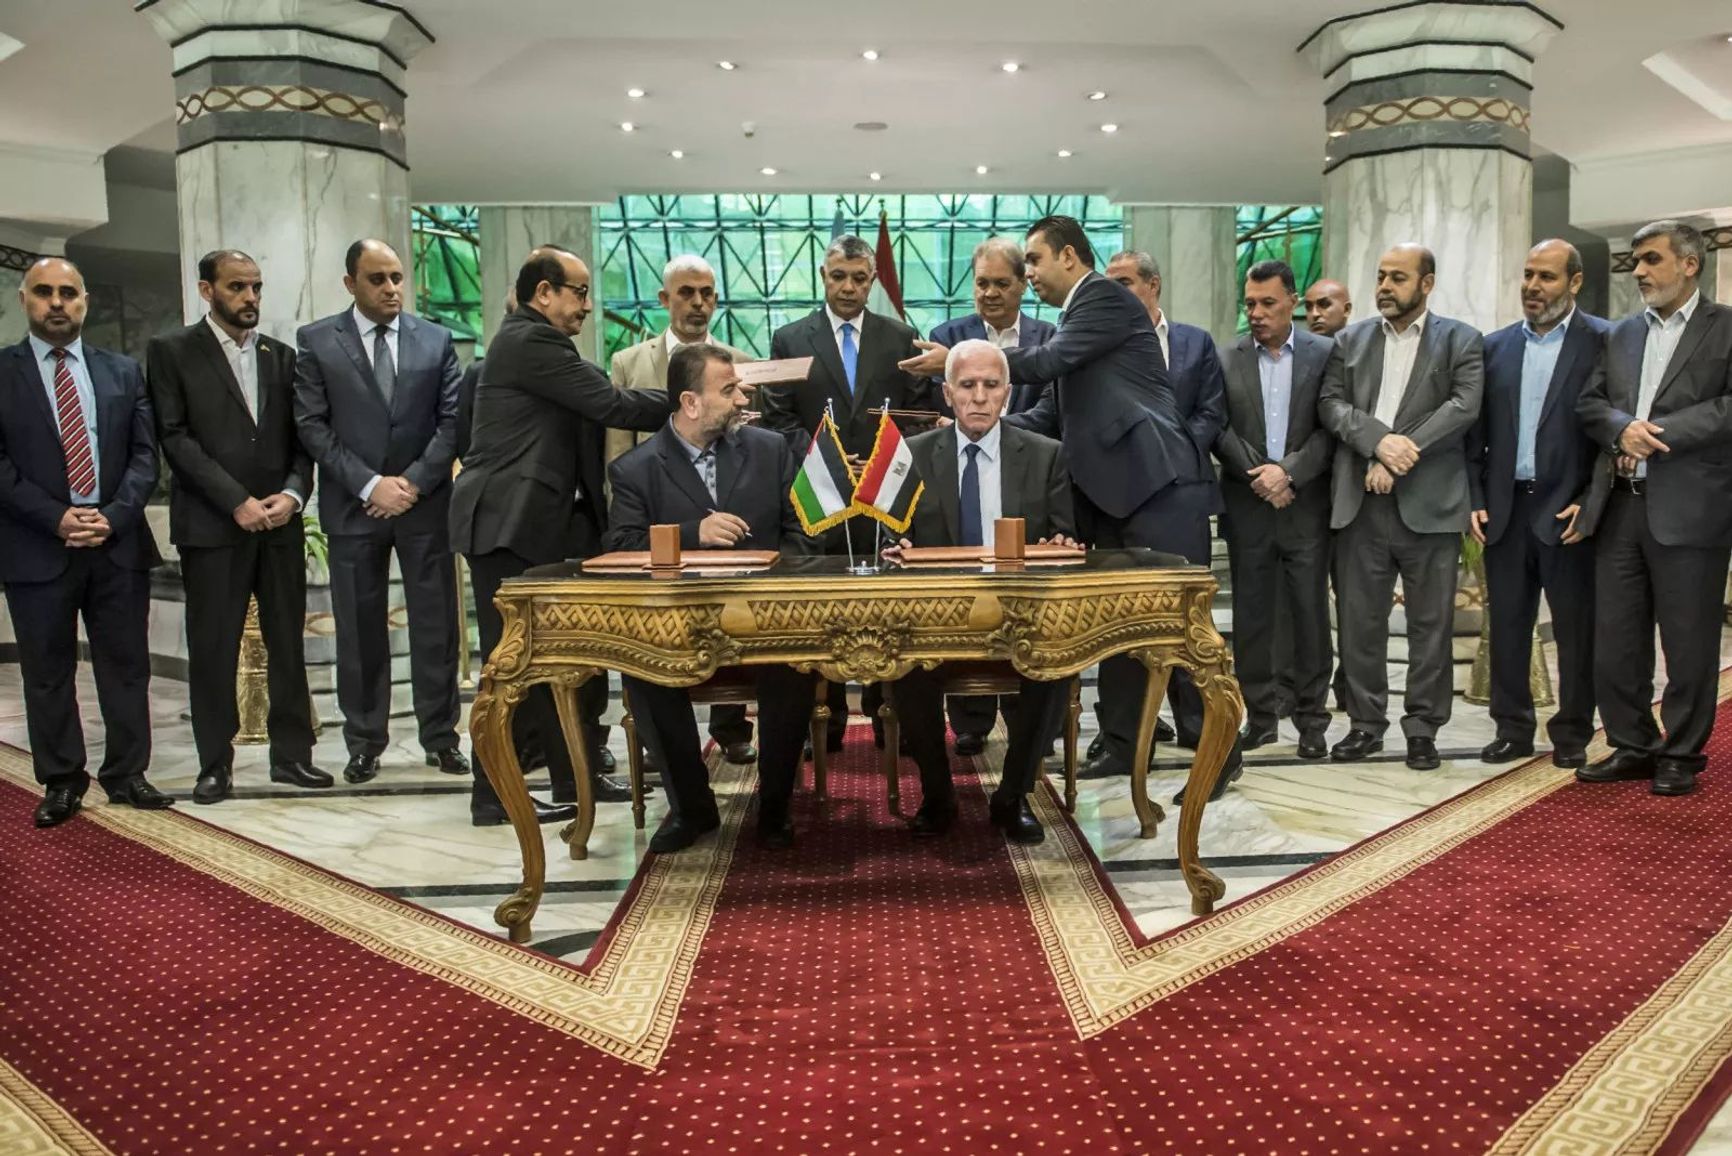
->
[[173, 57, 407, 167], [1322, 70, 1533, 172], [1610, 227, 1732, 273], [0, 243, 40, 273]]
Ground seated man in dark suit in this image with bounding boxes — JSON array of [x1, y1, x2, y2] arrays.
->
[[606, 344, 817, 853], [884, 339, 1079, 845]]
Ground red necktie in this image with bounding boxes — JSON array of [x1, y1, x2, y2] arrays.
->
[[52, 349, 96, 496]]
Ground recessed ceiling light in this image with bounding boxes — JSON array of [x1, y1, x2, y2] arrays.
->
[[853, 121, 889, 132], [1001, 61, 1021, 73], [717, 60, 737, 71], [862, 48, 879, 61], [1057, 149, 1073, 158], [620, 121, 636, 132], [670, 149, 685, 159], [1328, 129, 1347, 139], [869, 171, 882, 181], [627, 87, 645, 99], [760, 166, 778, 176], [1088, 90, 1108, 101], [975, 164, 990, 175], [1100, 123, 1118, 133]]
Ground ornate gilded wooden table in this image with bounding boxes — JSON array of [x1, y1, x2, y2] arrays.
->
[[471, 550, 1243, 943]]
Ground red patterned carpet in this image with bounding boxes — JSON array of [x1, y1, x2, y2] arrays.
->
[[5, 683, 1732, 1155]]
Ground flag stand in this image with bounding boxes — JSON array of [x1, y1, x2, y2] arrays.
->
[[828, 398, 877, 575]]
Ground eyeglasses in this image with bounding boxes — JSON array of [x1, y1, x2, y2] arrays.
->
[[549, 281, 590, 300]]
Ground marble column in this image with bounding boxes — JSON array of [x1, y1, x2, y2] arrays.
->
[[138, 0, 433, 340], [1302, 3, 1561, 335], [1123, 205, 1241, 343]]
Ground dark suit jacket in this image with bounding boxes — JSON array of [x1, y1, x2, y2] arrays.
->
[[0, 339, 161, 583], [761, 308, 936, 458], [904, 422, 1073, 547], [1215, 327, 1341, 537], [1577, 298, 1732, 548], [1319, 312, 1485, 534], [1468, 311, 1611, 544], [1003, 272, 1190, 519], [148, 320, 311, 549], [927, 312, 1058, 414], [455, 355, 481, 463], [293, 309, 460, 538], [449, 304, 669, 564], [1166, 319, 1228, 513], [603, 423, 813, 555]]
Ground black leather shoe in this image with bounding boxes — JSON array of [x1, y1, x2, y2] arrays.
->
[[988, 794, 1045, 844], [193, 766, 233, 804], [1406, 736, 1441, 771], [343, 754, 380, 784], [591, 773, 633, 804], [1173, 745, 1245, 805], [1086, 733, 1106, 760], [106, 777, 175, 810], [1297, 729, 1328, 760], [470, 795, 579, 827], [721, 741, 757, 765], [425, 748, 469, 776], [1653, 760, 1699, 797], [1479, 738, 1534, 764], [756, 814, 795, 849], [1577, 748, 1655, 783], [270, 761, 333, 789], [1156, 718, 1177, 744], [1078, 752, 1131, 780], [1551, 749, 1587, 769], [33, 786, 82, 828], [648, 810, 721, 852], [1240, 724, 1280, 750], [908, 799, 956, 836], [598, 748, 617, 772], [954, 732, 986, 757], [1331, 730, 1384, 762]]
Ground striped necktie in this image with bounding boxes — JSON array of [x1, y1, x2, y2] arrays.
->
[[52, 349, 96, 497]]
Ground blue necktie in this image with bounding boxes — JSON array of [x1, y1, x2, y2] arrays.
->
[[839, 321, 858, 394], [959, 443, 983, 547]]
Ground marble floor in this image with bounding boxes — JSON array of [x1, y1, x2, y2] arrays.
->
[[5, 640, 1732, 1151]]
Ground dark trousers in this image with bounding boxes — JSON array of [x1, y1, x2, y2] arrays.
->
[[327, 522, 459, 757], [708, 703, 752, 746], [181, 535, 314, 776], [4, 549, 151, 791], [1079, 482, 1219, 763], [948, 693, 1016, 738], [468, 547, 605, 809], [1483, 488, 1596, 751], [1337, 494, 1460, 740], [622, 666, 813, 825], [1223, 499, 1332, 735], [899, 667, 1070, 805], [1593, 490, 1730, 770]]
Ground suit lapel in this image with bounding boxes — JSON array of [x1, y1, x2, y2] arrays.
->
[[1535, 319, 1584, 431], [803, 311, 852, 417], [1392, 321, 1440, 427], [929, 427, 961, 544], [1617, 321, 1646, 411], [389, 317, 419, 419], [1230, 338, 1268, 455], [192, 321, 257, 425], [657, 429, 718, 513], [651, 332, 670, 384], [999, 426, 1025, 520], [1652, 303, 1713, 407], [1289, 332, 1328, 452], [8, 343, 60, 443], [1356, 327, 1386, 415], [335, 312, 386, 406], [852, 311, 894, 418], [714, 431, 742, 508]]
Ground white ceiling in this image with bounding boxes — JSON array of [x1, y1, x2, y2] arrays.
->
[[1, 0, 1731, 208]]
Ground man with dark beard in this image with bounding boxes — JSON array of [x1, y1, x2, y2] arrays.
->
[[150, 249, 327, 803]]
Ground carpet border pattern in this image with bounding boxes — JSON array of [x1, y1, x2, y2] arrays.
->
[[0, 1058, 112, 1156]]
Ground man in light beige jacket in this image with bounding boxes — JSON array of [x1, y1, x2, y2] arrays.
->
[[607, 253, 757, 766]]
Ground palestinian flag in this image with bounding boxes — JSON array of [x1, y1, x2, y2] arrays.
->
[[851, 411, 923, 534], [790, 412, 857, 535]]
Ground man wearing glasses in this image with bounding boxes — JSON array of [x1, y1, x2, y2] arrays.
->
[[448, 247, 670, 825]]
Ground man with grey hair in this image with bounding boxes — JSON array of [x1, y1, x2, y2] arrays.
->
[[1468, 239, 1609, 771], [925, 236, 1058, 754], [762, 233, 935, 752], [607, 254, 757, 764], [1576, 219, 1732, 798], [884, 338, 1077, 843]]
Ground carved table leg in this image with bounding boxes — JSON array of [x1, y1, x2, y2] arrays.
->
[[880, 684, 902, 818], [1064, 676, 1081, 814], [622, 706, 646, 831], [811, 679, 830, 804], [1172, 620, 1245, 916], [550, 672, 600, 861], [1128, 660, 1172, 839], [471, 678, 543, 945]]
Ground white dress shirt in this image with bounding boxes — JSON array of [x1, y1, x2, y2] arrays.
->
[[1153, 309, 1170, 370], [984, 319, 1020, 349], [206, 314, 302, 507], [957, 420, 1003, 534], [664, 327, 713, 357], [1057, 272, 1094, 323], [1634, 289, 1700, 476], [353, 306, 401, 503], [1373, 311, 1429, 430]]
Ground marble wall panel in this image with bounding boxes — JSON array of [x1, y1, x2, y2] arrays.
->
[[478, 205, 600, 355], [1124, 205, 1240, 343]]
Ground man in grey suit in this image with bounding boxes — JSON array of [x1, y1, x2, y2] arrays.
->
[[1576, 219, 1732, 798], [885, 339, 1078, 844], [1215, 260, 1340, 769], [1318, 244, 1485, 771], [294, 239, 464, 785]]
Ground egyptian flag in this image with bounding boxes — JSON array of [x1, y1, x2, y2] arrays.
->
[[790, 412, 857, 535], [867, 209, 905, 320], [851, 411, 923, 533]]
